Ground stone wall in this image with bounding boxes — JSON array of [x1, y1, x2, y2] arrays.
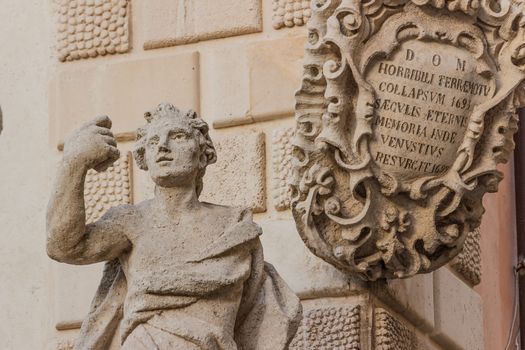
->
[[0, 1, 517, 349], [0, 1, 56, 349]]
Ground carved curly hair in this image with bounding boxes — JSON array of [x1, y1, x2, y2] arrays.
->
[[133, 103, 217, 197]]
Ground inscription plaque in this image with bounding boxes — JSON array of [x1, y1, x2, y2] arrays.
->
[[368, 40, 496, 182], [291, 1, 525, 280]]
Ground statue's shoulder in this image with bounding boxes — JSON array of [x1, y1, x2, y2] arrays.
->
[[190, 204, 261, 262], [134, 199, 154, 212], [99, 202, 138, 221], [200, 202, 255, 225], [96, 202, 147, 231]]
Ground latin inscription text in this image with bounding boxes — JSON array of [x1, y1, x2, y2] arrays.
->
[[367, 41, 495, 180]]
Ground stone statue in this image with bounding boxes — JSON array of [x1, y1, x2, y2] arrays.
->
[[47, 103, 302, 350]]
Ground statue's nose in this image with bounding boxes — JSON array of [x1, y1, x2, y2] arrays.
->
[[158, 135, 170, 152]]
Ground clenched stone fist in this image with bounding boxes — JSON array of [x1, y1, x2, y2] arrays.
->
[[63, 115, 120, 172]]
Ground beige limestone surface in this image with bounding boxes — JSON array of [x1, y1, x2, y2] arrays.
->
[[54, 263, 104, 331], [142, 0, 262, 49], [50, 52, 200, 146], [0, 1, 57, 349], [432, 268, 483, 350], [202, 36, 305, 129], [0, 1, 518, 349], [259, 220, 356, 299]]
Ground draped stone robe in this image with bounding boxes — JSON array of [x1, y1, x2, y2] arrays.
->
[[73, 204, 301, 350]]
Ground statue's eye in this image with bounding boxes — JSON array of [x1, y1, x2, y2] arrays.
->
[[148, 136, 159, 145], [170, 132, 187, 140]]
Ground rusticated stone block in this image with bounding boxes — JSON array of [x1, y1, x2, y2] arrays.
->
[[142, 0, 262, 50], [84, 153, 132, 223], [272, 127, 294, 211], [259, 220, 357, 298], [55, 0, 130, 62], [371, 273, 435, 332], [247, 37, 305, 122], [201, 44, 250, 128], [200, 132, 266, 212], [205, 36, 306, 129], [290, 305, 361, 349], [450, 229, 481, 286], [374, 308, 415, 350], [272, 0, 311, 29], [50, 52, 200, 146], [432, 268, 483, 350]]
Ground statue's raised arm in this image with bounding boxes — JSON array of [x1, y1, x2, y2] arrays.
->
[[46, 115, 130, 264]]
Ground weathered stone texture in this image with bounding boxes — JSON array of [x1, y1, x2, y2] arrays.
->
[[375, 308, 414, 350], [50, 52, 199, 145], [290, 305, 361, 349], [142, 0, 262, 50], [272, 0, 311, 29], [450, 229, 482, 286], [272, 127, 294, 211], [432, 268, 483, 350], [55, 0, 130, 62], [201, 132, 266, 212], [84, 153, 132, 223]]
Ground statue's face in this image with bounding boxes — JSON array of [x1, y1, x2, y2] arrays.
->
[[144, 118, 201, 188]]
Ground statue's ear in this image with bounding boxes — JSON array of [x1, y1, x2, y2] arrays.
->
[[133, 127, 148, 170], [205, 148, 217, 166], [133, 147, 148, 171], [199, 152, 209, 170]]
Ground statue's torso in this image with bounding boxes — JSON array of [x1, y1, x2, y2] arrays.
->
[[117, 202, 254, 343]]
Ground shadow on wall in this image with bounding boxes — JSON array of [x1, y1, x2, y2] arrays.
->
[[0, 106, 2, 135]]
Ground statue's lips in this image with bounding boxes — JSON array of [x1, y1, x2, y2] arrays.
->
[[156, 156, 174, 163]]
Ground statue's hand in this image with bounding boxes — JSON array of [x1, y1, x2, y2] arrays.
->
[[63, 115, 120, 172]]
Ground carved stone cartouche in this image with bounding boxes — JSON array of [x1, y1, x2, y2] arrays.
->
[[291, 0, 525, 280], [47, 103, 301, 349]]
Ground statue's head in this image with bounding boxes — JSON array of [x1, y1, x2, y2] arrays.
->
[[133, 103, 216, 195]]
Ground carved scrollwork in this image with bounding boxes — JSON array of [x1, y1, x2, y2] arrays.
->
[[291, 0, 525, 280]]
